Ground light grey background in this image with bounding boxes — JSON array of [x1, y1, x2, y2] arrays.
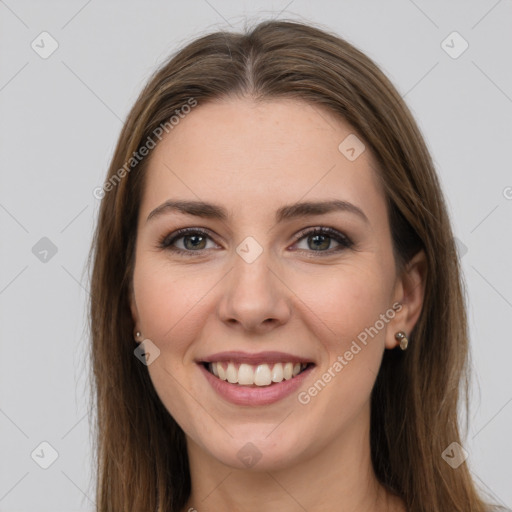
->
[[1, 1, 511, 510]]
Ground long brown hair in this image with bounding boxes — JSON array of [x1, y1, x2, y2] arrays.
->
[[88, 19, 500, 512]]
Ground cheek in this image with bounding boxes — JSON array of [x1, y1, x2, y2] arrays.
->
[[132, 259, 218, 436], [291, 259, 392, 344], [289, 261, 392, 402], [133, 257, 218, 347], [288, 279, 387, 442]]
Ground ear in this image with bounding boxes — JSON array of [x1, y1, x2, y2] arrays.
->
[[385, 249, 428, 349]]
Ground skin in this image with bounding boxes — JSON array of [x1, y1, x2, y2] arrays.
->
[[130, 97, 426, 512]]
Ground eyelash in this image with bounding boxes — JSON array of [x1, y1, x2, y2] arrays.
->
[[157, 226, 354, 257]]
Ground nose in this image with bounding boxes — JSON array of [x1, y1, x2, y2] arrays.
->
[[217, 246, 292, 334]]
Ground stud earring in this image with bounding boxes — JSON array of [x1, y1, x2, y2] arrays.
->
[[395, 331, 408, 351], [135, 331, 141, 340]]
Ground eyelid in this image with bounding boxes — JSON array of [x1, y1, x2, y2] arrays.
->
[[158, 227, 218, 252], [158, 226, 353, 256], [290, 226, 353, 254], [292, 226, 352, 244]]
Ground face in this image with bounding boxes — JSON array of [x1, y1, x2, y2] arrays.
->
[[130, 97, 409, 471]]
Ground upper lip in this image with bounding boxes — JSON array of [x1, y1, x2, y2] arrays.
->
[[198, 351, 314, 365]]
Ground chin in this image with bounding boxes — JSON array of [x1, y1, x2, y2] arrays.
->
[[195, 426, 310, 472]]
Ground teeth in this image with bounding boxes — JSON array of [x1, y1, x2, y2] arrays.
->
[[208, 361, 308, 387], [271, 363, 283, 383], [226, 362, 237, 384], [217, 363, 226, 381], [254, 364, 272, 386], [283, 362, 293, 380], [238, 363, 254, 385]]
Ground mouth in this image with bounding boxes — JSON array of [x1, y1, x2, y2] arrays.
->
[[201, 360, 313, 387], [196, 351, 316, 405]]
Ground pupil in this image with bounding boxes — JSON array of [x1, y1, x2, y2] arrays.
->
[[185, 235, 205, 250], [310, 234, 329, 250]]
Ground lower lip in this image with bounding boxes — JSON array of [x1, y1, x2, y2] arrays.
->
[[198, 363, 314, 406]]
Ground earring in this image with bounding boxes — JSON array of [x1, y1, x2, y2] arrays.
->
[[395, 331, 408, 351], [135, 331, 141, 340]]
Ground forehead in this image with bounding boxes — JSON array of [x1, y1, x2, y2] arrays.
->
[[140, 97, 387, 226]]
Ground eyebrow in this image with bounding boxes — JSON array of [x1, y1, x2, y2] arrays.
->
[[146, 199, 369, 225]]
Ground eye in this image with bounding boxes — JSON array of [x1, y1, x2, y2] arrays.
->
[[291, 227, 353, 255], [158, 226, 353, 257], [158, 228, 218, 256]]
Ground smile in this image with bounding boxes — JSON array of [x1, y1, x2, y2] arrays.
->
[[198, 351, 316, 406], [205, 361, 311, 387]]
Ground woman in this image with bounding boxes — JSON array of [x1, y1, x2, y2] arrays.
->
[[89, 19, 502, 512]]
